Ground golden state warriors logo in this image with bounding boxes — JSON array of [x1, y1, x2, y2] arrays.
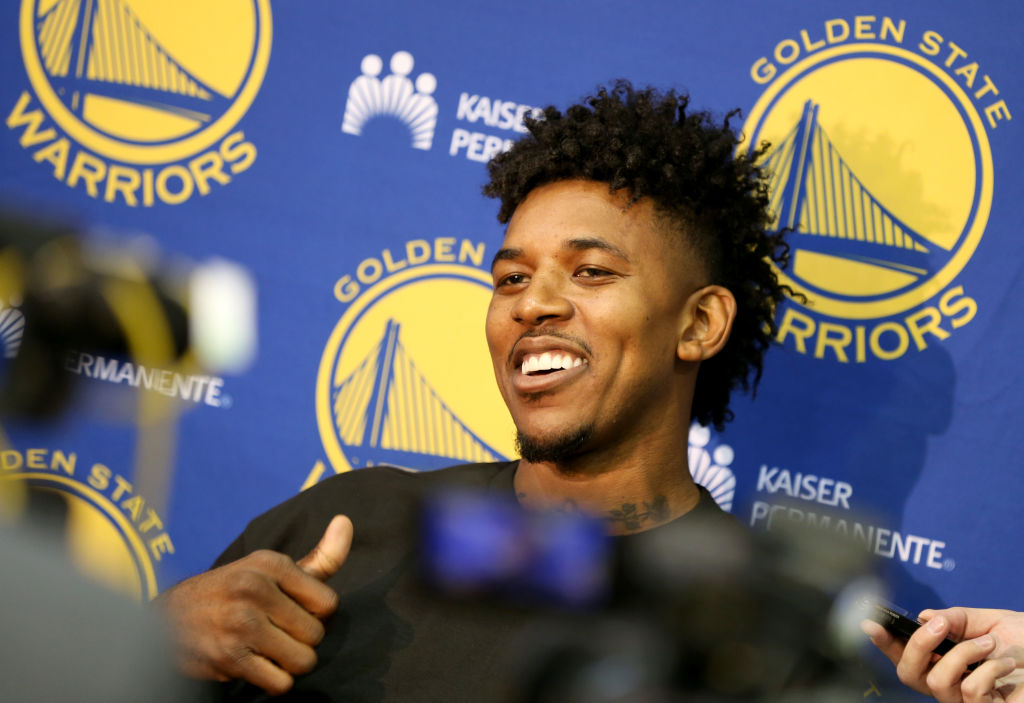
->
[[310, 238, 516, 486], [744, 17, 1011, 362], [2, 449, 174, 600], [8, 0, 271, 205]]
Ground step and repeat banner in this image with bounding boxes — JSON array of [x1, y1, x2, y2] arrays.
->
[[0, 0, 1020, 644]]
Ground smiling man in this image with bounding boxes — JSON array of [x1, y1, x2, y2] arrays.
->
[[487, 179, 735, 532], [158, 81, 794, 701]]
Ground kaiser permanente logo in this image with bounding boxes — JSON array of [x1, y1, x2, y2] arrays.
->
[[0, 302, 25, 360], [340, 50, 543, 163], [743, 16, 1012, 363], [6, 0, 272, 206], [2, 302, 231, 408], [751, 463, 955, 573], [342, 51, 438, 150], [687, 424, 736, 512]]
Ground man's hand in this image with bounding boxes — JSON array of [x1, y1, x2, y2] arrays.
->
[[157, 515, 354, 695], [863, 607, 1024, 703]]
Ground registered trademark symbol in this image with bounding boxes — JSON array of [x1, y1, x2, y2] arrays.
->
[[943, 558, 956, 571], [220, 395, 233, 409]]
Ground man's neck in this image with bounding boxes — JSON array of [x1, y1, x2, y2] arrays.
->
[[512, 443, 701, 535]]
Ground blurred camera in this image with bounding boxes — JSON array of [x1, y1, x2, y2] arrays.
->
[[0, 212, 254, 418], [420, 489, 882, 702]]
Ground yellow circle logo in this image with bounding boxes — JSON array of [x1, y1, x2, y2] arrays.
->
[[20, 0, 272, 165], [17, 473, 159, 600], [743, 43, 992, 320], [316, 264, 516, 475]]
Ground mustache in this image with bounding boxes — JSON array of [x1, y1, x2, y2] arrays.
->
[[507, 330, 593, 367]]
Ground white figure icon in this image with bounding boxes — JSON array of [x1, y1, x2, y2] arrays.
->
[[341, 51, 438, 150], [0, 302, 25, 359], [688, 423, 737, 511], [341, 54, 384, 136]]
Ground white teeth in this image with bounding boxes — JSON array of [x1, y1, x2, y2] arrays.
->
[[520, 351, 588, 375]]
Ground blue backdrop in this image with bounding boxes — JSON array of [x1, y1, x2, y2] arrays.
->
[[1, 1, 1021, 693]]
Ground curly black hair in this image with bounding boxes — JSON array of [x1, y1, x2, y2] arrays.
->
[[483, 80, 794, 429]]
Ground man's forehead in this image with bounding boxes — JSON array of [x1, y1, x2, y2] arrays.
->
[[491, 178, 704, 271]]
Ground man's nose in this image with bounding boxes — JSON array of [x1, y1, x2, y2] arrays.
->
[[512, 275, 573, 325]]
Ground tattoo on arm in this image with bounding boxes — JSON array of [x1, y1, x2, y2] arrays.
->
[[607, 496, 669, 531]]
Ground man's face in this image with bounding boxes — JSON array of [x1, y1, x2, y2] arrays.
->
[[486, 179, 708, 462]]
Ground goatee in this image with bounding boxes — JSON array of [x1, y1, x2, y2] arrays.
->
[[515, 425, 593, 464]]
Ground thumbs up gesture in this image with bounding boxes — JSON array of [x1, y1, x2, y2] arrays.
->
[[157, 515, 354, 695]]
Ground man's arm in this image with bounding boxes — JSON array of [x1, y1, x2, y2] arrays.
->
[[155, 515, 353, 696], [863, 606, 1024, 702]]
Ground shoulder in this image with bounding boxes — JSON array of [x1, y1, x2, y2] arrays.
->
[[220, 461, 515, 561], [296, 460, 514, 504]]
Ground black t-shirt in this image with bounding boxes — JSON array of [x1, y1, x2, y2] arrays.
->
[[214, 461, 741, 702]]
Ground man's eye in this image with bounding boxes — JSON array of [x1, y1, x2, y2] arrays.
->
[[496, 273, 528, 287], [575, 267, 612, 278]]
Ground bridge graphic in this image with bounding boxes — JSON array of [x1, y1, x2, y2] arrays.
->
[[332, 319, 508, 471], [765, 100, 939, 282], [35, 0, 228, 124]]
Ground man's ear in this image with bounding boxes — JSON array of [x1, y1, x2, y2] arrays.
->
[[677, 285, 737, 362]]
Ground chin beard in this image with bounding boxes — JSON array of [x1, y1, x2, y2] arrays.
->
[[515, 424, 593, 464]]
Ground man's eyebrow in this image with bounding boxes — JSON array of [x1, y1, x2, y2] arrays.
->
[[566, 237, 631, 262], [491, 238, 632, 270], [490, 247, 522, 271]]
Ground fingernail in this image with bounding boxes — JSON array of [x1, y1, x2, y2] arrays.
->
[[973, 634, 994, 649], [926, 615, 947, 634]]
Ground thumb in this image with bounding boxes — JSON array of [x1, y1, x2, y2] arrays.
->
[[297, 514, 353, 581]]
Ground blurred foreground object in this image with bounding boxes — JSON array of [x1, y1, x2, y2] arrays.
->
[[0, 212, 256, 418], [0, 212, 246, 700], [421, 490, 887, 701], [0, 521, 206, 702]]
